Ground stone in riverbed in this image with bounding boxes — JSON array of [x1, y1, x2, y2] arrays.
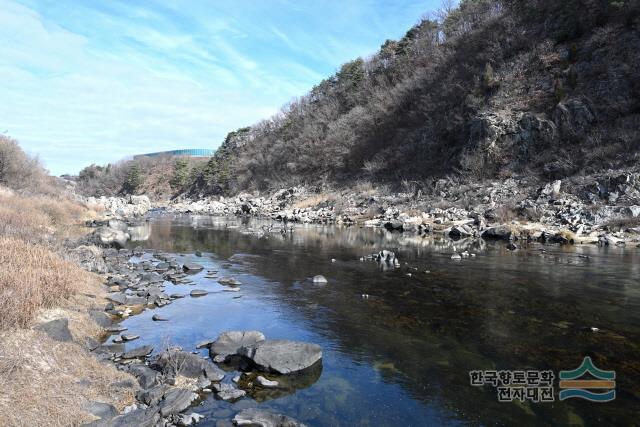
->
[[209, 330, 266, 359], [212, 383, 246, 401], [190, 289, 208, 297], [152, 314, 168, 321], [481, 225, 513, 240], [256, 375, 279, 388], [312, 275, 328, 284], [177, 412, 204, 426], [158, 388, 198, 416], [218, 277, 242, 286], [233, 408, 307, 427], [122, 345, 153, 359], [121, 334, 139, 342], [183, 262, 204, 272], [239, 340, 322, 374]]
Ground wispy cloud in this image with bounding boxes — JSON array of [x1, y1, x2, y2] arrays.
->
[[0, 0, 437, 175]]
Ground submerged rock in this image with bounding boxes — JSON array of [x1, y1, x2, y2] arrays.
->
[[239, 340, 322, 374], [256, 376, 279, 388], [233, 408, 307, 427]]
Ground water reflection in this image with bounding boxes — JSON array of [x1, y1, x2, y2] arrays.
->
[[125, 215, 640, 426]]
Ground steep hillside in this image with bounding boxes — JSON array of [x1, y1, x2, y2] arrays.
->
[[188, 0, 639, 195]]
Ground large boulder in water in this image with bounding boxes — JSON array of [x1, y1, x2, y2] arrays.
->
[[233, 408, 307, 427], [209, 330, 266, 359], [239, 340, 322, 374], [481, 225, 513, 240]]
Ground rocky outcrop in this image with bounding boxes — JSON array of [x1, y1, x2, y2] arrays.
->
[[84, 195, 151, 218]]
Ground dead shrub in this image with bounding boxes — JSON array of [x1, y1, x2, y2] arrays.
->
[[0, 238, 91, 330]]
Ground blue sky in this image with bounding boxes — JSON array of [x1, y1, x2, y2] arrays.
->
[[0, 0, 439, 175]]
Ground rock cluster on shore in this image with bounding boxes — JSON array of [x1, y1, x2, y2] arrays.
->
[[161, 170, 640, 247], [74, 245, 313, 427]]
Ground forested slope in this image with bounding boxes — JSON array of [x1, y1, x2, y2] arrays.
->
[[192, 0, 640, 194]]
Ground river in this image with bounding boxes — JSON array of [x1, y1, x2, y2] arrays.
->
[[123, 215, 640, 426]]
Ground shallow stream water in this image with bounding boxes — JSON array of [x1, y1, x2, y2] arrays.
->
[[124, 215, 640, 426]]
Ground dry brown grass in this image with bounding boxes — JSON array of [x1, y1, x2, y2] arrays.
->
[[0, 190, 91, 244], [293, 192, 337, 209], [0, 238, 93, 330], [0, 330, 136, 427]]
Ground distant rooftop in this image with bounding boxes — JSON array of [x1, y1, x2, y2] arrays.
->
[[133, 148, 214, 159]]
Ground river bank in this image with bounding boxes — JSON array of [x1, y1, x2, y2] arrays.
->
[[84, 168, 640, 250]]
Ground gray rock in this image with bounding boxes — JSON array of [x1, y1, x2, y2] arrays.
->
[[449, 225, 472, 239], [105, 293, 128, 305], [105, 407, 159, 427], [121, 334, 139, 342], [190, 289, 208, 297], [233, 408, 307, 427], [217, 277, 242, 286], [209, 331, 265, 359], [35, 318, 73, 342], [481, 225, 513, 240], [624, 205, 640, 218], [92, 343, 125, 355], [159, 388, 197, 416], [156, 349, 225, 381], [122, 345, 153, 359], [137, 384, 169, 406], [183, 262, 204, 272], [128, 364, 160, 389], [312, 275, 327, 284], [212, 383, 246, 401], [239, 340, 322, 374], [69, 245, 107, 273], [178, 412, 204, 426], [152, 314, 168, 321], [89, 310, 113, 327], [83, 400, 117, 423], [256, 376, 279, 388]]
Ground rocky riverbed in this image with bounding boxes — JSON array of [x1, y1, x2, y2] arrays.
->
[[74, 244, 317, 426]]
